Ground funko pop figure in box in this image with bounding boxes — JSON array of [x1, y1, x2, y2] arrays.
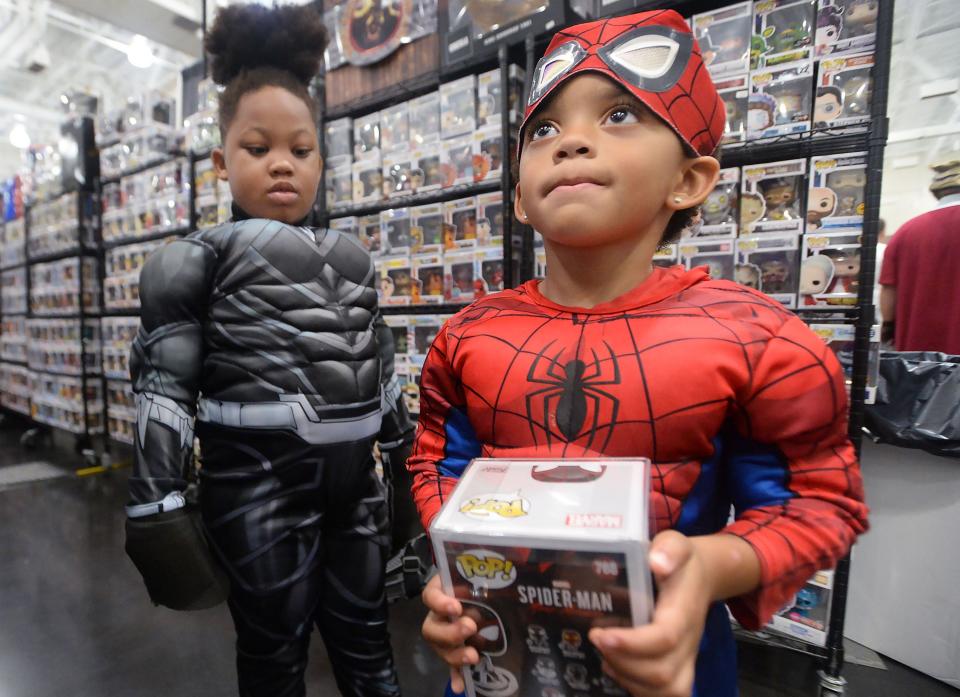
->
[[807, 187, 838, 229], [759, 178, 799, 220], [815, 86, 844, 127], [816, 4, 845, 55], [846, 0, 879, 37], [800, 254, 835, 301], [735, 262, 761, 289], [414, 10, 867, 697], [740, 191, 767, 227]]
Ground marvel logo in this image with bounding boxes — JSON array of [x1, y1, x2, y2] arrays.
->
[[565, 513, 623, 528]]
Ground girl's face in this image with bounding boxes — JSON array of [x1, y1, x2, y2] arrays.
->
[[213, 85, 322, 224]]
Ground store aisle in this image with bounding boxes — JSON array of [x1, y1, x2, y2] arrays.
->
[[0, 419, 956, 697]]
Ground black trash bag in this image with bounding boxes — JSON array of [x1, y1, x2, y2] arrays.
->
[[864, 351, 960, 458]]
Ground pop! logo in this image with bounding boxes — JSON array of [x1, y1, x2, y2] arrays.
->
[[815, 159, 839, 171], [455, 550, 517, 589], [459, 493, 530, 519]]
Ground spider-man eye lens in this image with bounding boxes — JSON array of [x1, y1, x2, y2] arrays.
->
[[461, 600, 507, 655], [528, 41, 587, 106], [597, 25, 693, 94]]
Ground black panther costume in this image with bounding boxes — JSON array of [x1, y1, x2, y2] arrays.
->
[[126, 210, 413, 697]]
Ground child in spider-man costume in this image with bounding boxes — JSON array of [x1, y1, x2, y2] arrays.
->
[[411, 10, 868, 697]]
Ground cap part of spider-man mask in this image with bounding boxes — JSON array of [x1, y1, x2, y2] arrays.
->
[[518, 10, 726, 158]]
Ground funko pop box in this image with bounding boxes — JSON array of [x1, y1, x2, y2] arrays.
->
[[431, 458, 654, 697]]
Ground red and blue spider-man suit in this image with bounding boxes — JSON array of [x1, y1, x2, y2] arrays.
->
[[407, 266, 869, 697]]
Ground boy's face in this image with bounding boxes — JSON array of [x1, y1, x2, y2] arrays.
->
[[516, 74, 692, 249], [213, 86, 322, 224]]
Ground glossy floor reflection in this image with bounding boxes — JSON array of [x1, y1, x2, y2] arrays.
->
[[0, 417, 956, 697]]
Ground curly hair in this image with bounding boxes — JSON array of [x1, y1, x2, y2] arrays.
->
[[204, 3, 328, 138]]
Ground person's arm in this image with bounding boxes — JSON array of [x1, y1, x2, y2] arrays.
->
[[406, 320, 484, 692], [880, 284, 896, 331], [124, 236, 227, 610], [591, 315, 868, 697], [128, 238, 215, 512]]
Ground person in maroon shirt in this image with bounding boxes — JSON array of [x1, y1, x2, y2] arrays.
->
[[880, 158, 960, 354]]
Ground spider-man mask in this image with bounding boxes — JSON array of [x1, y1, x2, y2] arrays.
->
[[518, 10, 725, 158]]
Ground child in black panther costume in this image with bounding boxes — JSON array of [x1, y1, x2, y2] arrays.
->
[[123, 5, 412, 696]]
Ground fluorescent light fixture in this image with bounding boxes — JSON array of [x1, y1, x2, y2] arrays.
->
[[127, 34, 155, 69], [9, 123, 30, 149]]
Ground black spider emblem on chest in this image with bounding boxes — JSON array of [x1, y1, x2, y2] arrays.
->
[[525, 340, 621, 450]]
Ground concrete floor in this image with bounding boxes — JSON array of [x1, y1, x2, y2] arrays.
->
[[0, 415, 956, 697]]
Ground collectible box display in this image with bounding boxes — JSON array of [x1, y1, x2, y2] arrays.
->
[[409, 314, 445, 366], [440, 75, 478, 140], [807, 153, 867, 230], [411, 203, 446, 255], [384, 314, 411, 366], [439, 0, 565, 69], [377, 256, 414, 306], [328, 165, 354, 209], [353, 112, 381, 162], [477, 65, 526, 127], [717, 74, 750, 145], [409, 92, 441, 148], [692, 2, 752, 78], [445, 196, 480, 249], [381, 207, 413, 257], [325, 116, 353, 169], [808, 323, 879, 404], [768, 569, 834, 647], [328, 216, 359, 239], [814, 53, 874, 131], [534, 247, 547, 279], [740, 159, 807, 235], [399, 361, 422, 415], [478, 246, 505, 294], [352, 160, 384, 204], [413, 252, 446, 304], [799, 228, 861, 306], [735, 233, 801, 308], [442, 134, 475, 187], [359, 213, 383, 256], [380, 103, 410, 153], [445, 248, 480, 303], [748, 62, 814, 140], [697, 168, 740, 238], [652, 244, 679, 269], [815, 0, 877, 58], [679, 238, 736, 282], [383, 151, 413, 198], [477, 192, 505, 248], [751, 0, 816, 69], [430, 458, 653, 697], [473, 126, 505, 183], [413, 144, 445, 194]]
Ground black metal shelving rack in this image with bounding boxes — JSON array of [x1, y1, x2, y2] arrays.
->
[[315, 1, 894, 694], [0, 213, 30, 422]]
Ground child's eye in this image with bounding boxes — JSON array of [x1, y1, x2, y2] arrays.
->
[[245, 146, 268, 156], [606, 108, 639, 125], [294, 148, 313, 158], [530, 123, 558, 141]]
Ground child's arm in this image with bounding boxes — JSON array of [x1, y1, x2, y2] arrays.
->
[[405, 321, 483, 690], [593, 313, 868, 697]]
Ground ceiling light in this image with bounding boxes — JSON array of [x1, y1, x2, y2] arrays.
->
[[10, 124, 31, 150], [127, 34, 155, 69]]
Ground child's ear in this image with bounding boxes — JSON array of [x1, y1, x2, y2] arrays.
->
[[212, 147, 229, 182], [667, 156, 721, 211], [513, 182, 528, 223]]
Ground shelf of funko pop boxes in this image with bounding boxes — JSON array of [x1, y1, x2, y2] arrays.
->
[[0, 189, 107, 445], [317, 44, 531, 322]]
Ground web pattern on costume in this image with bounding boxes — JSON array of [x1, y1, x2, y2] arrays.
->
[[528, 12, 725, 155], [409, 277, 867, 624]]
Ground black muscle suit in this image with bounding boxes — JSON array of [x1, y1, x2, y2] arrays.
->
[[127, 213, 413, 697]]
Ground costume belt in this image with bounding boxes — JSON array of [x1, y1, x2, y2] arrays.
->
[[197, 392, 383, 444]]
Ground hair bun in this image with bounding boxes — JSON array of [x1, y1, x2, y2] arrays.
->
[[205, 3, 328, 86]]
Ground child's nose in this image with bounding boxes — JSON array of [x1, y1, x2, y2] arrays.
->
[[269, 158, 295, 175], [554, 130, 594, 160]]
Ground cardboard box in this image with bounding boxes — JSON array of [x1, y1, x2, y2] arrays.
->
[[431, 458, 654, 697]]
